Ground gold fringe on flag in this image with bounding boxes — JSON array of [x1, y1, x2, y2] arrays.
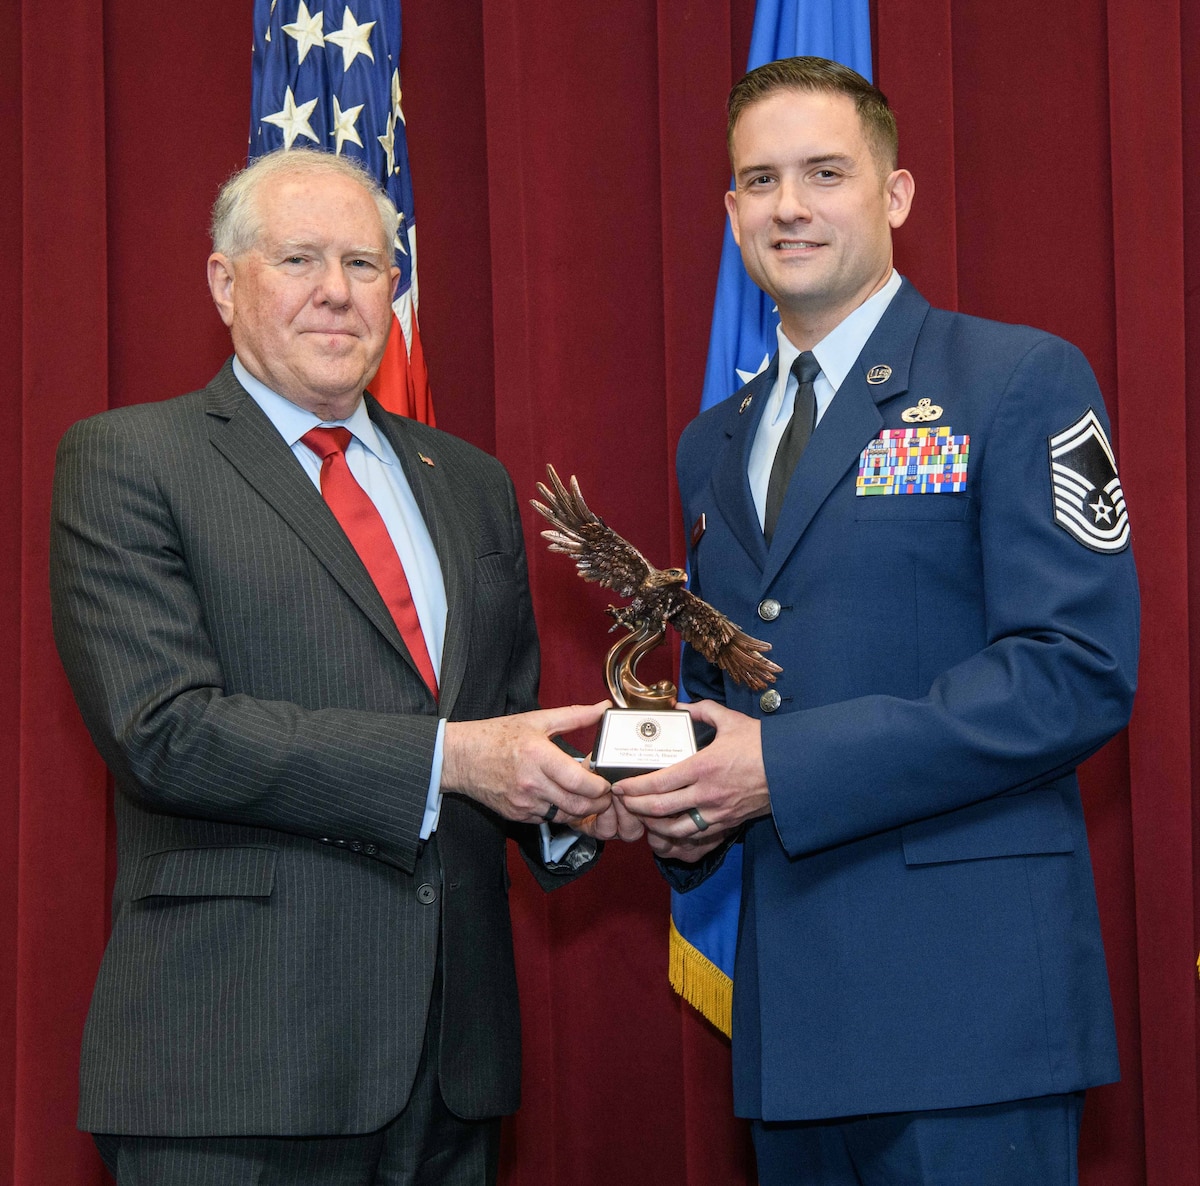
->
[[669, 917, 733, 1038]]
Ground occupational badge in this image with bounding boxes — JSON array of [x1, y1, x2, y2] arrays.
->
[[1048, 408, 1130, 553], [901, 398, 943, 423]]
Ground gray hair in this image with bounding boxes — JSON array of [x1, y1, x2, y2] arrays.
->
[[210, 148, 398, 258]]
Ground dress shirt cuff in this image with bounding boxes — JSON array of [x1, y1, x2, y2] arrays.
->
[[655, 829, 741, 891], [539, 823, 598, 871], [419, 719, 446, 840]]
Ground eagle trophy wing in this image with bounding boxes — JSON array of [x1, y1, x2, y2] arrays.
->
[[530, 465, 781, 690], [530, 465, 653, 599], [671, 587, 781, 691]]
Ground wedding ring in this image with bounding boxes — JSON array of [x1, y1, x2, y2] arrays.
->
[[543, 804, 559, 823], [687, 807, 710, 833]]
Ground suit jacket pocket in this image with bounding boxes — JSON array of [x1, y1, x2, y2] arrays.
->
[[129, 845, 279, 899], [901, 785, 1074, 865], [475, 550, 516, 584]]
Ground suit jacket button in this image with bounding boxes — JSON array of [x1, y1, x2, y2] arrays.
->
[[364, 844, 378, 856], [349, 840, 363, 853], [757, 598, 781, 622], [417, 883, 438, 905], [759, 689, 781, 713]]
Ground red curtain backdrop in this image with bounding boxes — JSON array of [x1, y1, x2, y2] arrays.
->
[[6, 1, 1197, 1183]]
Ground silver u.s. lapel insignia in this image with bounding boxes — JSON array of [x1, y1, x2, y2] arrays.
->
[[901, 398, 943, 423], [866, 364, 892, 384]]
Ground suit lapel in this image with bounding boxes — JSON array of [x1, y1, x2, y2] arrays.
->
[[710, 362, 777, 572], [204, 365, 428, 687], [762, 283, 932, 589], [369, 400, 473, 719]]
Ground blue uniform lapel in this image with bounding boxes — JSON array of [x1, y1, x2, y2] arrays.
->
[[710, 360, 778, 573], [761, 283, 932, 590]]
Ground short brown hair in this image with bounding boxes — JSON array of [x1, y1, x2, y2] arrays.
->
[[727, 56, 898, 175]]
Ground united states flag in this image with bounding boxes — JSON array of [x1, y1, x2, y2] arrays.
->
[[249, 0, 434, 424]]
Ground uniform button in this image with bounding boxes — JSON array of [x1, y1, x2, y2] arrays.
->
[[759, 689, 782, 713], [417, 883, 437, 905], [364, 844, 378, 856], [319, 837, 331, 844], [334, 839, 347, 847], [349, 840, 363, 853], [757, 598, 781, 622]]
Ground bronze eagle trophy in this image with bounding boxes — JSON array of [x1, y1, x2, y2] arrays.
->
[[530, 465, 781, 721]]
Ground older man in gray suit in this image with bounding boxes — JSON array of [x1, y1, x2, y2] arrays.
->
[[50, 149, 617, 1185]]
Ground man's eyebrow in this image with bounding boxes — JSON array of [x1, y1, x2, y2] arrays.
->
[[803, 153, 855, 169], [271, 239, 387, 259], [273, 238, 321, 253]]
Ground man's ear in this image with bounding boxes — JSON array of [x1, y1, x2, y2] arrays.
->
[[724, 189, 742, 248], [207, 254, 236, 327], [885, 169, 915, 231]]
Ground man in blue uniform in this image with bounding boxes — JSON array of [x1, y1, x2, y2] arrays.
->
[[615, 57, 1138, 1184]]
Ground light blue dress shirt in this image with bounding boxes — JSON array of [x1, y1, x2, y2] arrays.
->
[[234, 357, 447, 838], [235, 358, 578, 862], [749, 269, 903, 528]]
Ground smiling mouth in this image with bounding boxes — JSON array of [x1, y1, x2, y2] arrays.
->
[[773, 240, 821, 250]]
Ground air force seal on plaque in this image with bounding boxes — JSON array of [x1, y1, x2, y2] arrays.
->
[[1048, 408, 1130, 553]]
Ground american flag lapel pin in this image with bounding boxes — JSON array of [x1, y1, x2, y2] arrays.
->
[[418, 453, 435, 467]]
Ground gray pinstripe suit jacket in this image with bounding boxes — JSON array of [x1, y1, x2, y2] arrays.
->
[[50, 361, 585, 1137]]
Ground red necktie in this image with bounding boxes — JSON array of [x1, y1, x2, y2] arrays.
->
[[301, 427, 439, 698]]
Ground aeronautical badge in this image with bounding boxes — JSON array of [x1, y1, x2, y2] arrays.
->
[[1047, 408, 1130, 553]]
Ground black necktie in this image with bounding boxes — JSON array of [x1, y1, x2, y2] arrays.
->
[[764, 351, 820, 543]]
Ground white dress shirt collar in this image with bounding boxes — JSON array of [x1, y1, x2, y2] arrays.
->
[[767, 268, 904, 426]]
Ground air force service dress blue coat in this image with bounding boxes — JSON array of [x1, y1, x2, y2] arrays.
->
[[670, 280, 1139, 1122]]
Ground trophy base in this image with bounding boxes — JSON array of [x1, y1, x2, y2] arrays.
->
[[590, 707, 697, 782]]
